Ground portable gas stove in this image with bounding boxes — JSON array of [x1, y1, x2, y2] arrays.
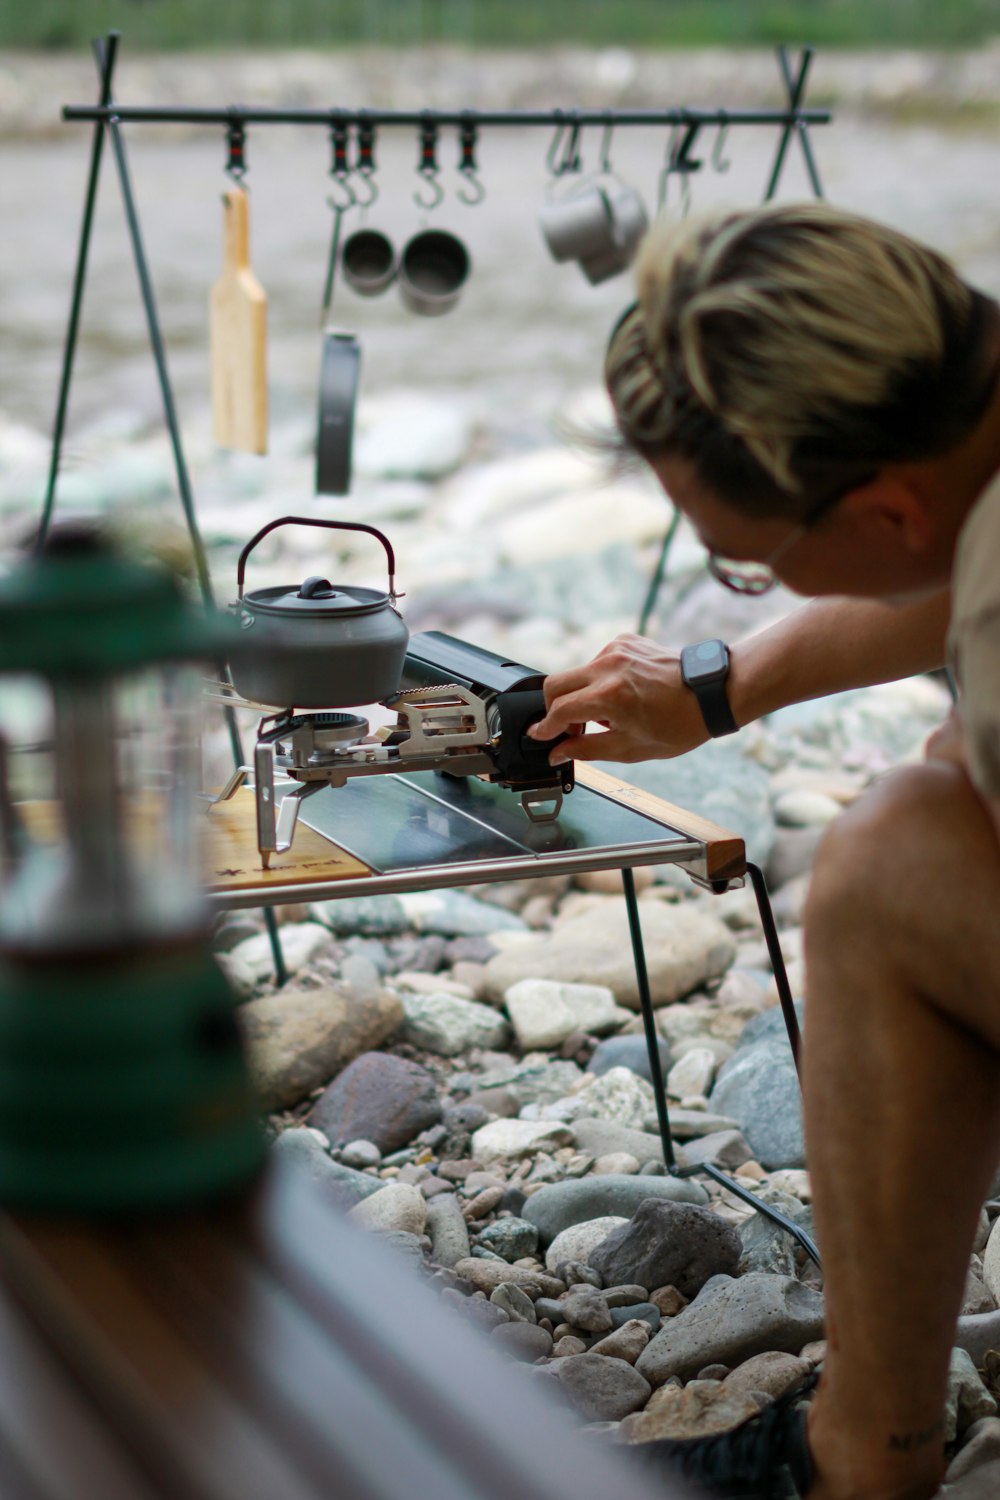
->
[[210, 631, 574, 868]]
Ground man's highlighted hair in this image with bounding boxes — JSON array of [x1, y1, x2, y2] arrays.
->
[[606, 202, 997, 518]]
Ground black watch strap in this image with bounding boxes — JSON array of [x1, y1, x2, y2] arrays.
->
[[680, 639, 739, 738]]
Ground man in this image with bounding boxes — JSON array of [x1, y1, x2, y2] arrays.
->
[[527, 202, 1000, 1500]]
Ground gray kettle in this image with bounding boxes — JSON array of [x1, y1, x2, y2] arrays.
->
[[229, 516, 408, 709]]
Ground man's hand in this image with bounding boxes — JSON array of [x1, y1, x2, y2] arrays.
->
[[528, 633, 713, 765]]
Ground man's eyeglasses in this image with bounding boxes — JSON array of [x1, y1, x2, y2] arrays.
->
[[705, 478, 868, 596]]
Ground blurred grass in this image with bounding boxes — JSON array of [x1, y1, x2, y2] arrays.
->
[[5, 0, 1000, 49]]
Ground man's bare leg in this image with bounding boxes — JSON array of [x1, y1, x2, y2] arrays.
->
[[801, 762, 1000, 1500]]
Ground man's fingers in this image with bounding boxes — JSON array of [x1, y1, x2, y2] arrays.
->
[[530, 687, 609, 741], [545, 727, 634, 766]]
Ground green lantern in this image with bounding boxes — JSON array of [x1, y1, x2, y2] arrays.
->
[[0, 524, 264, 1212]]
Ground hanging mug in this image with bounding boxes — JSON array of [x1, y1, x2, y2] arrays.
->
[[539, 177, 648, 284], [341, 228, 397, 297], [398, 229, 470, 317]]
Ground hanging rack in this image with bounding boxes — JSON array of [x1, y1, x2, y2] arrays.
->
[[40, 33, 831, 986]]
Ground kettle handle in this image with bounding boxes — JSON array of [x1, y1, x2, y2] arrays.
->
[[236, 516, 398, 602]]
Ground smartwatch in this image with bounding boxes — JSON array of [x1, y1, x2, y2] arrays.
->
[[680, 639, 738, 738]]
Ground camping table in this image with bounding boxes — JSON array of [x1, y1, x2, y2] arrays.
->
[[204, 762, 749, 1171]]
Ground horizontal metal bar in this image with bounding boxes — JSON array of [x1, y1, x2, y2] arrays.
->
[[63, 104, 831, 129], [205, 837, 703, 911]]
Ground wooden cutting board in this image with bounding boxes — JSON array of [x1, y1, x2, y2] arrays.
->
[[210, 187, 268, 454]]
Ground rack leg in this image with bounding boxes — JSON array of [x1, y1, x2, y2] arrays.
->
[[621, 867, 675, 1170], [765, 46, 824, 201], [90, 33, 286, 987], [37, 33, 119, 549]]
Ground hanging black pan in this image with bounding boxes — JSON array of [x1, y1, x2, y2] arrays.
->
[[316, 188, 361, 496]]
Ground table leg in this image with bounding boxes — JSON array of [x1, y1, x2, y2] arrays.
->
[[621, 868, 675, 1170]]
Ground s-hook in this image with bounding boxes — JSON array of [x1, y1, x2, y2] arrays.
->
[[599, 115, 615, 175], [225, 112, 247, 182], [354, 115, 379, 208], [457, 116, 485, 205], [546, 114, 582, 177], [657, 118, 703, 215], [712, 113, 731, 174], [322, 121, 356, 319], [414, 117, 444, 210]]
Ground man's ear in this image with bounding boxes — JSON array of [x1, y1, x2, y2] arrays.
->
[[838, 474, 936, 554]]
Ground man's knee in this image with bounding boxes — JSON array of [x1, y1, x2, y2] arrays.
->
[[805, 763, 967, 931]]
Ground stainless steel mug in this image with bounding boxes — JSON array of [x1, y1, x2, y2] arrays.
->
[[398, 229, 471, 317], [341, 228, 397, 297], [538, 185, 616, 263]]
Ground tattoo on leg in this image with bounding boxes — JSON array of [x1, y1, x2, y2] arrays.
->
[[887, 1418, 944, 1453]]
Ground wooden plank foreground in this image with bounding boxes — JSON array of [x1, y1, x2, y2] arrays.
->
[[574, 763, 746, 882]]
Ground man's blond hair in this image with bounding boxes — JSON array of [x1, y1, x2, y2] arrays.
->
[[606, 202, 996, 517]]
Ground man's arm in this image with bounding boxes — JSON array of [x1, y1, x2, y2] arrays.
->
[[530, 589, 951, 765]]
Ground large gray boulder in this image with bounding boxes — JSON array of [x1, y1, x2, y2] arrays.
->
[[309, 1051, 442, 1153], [482, 899, 735, 1011], [240, 985, 403, 1111], [589, 1199, 741, 1300], [547, 1353, 651, 1422], [523, 1174, 708, 1247], [710, 1034, 804, 1171], [636, 1273, 825, 1386]]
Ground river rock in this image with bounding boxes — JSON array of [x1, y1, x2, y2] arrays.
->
[[309, 1051, 443, 1153], [636, 1274, 825, 1386], [490, 1282, 537, 1323], [982, 1216, 1000, 1304], [946, 1417, 1000, 1488], [240, 985, 404, 1110], [353, 391, 473, 480], [570, 1118, 670, 1167], [589, 1200, 742, 1300], [476, 1216, 539, 1261], [270, 1127, 383, 1208], [229, 922, 332, 984], [947, 1348, 998, 1443], [471, 1119, 574, 1163], [710, 1036, 805, 1171], [453, 1259, 565, 1299], [399, 889, 527, 938], [399, 990, 511, 1055], [524, 1174, 708, 1247], [595, 743, 776, 868], [589, 1034, 673, 1083], [621, 1380, 764, 1443], [503, 978, 630, 1051], [589, 1319, 652, 1364], [548, 1353, 651, 1422], [680, 1130, 754, 1172], [490, 1323, 553, 1362], [482, 899, 735, 1010], [310, 894, 410, 936], [561, 1287, 613, 1333], [666, 1048, 716, 1100], [724, 1351, 813, 1401], [540, 1067, 657, 1132], [425, 1193, 471, 1268], [545, 1218, 629, 1273], [348, 1181, 427, 1236]]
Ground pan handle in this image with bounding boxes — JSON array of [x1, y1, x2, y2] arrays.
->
[[236, 516, 398, 601]]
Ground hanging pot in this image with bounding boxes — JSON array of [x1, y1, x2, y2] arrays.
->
[[229, 516, 408, 708], [316, 331, 361, 496]]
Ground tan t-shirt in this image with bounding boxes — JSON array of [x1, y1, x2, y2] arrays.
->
[[948, 470, 1000, 799]]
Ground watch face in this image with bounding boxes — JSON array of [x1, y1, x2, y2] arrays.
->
[[682, 639, 728, 684]]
